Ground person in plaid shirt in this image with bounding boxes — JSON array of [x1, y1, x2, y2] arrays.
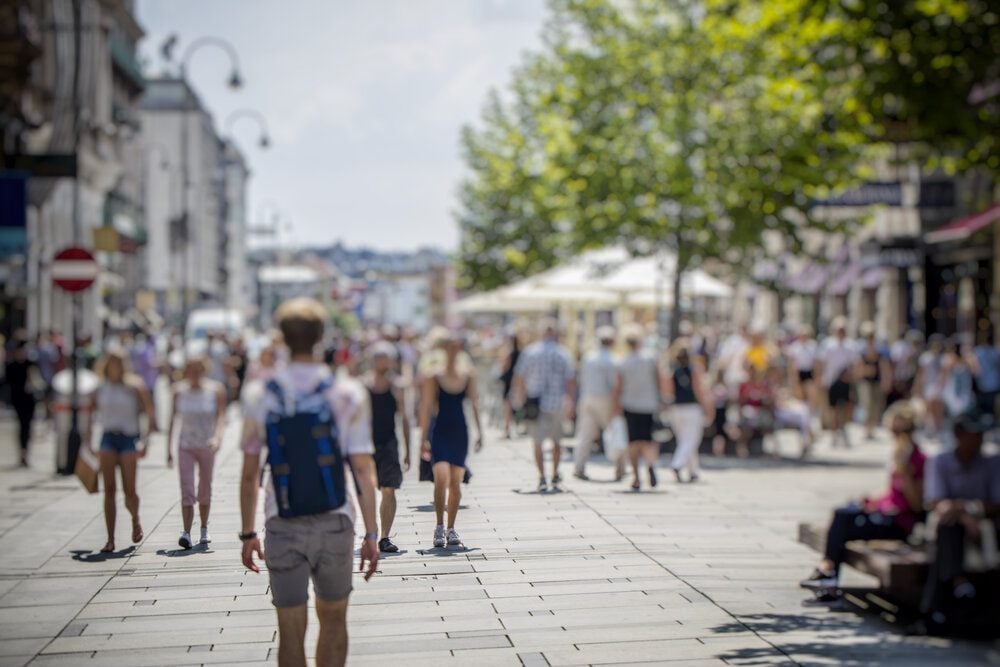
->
[[513, 320, 576, 492]]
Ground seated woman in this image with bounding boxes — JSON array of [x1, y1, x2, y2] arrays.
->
[[800, 405, 925, 596], [729, 364, 775, 458]]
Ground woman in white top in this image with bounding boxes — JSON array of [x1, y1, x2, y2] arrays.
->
[[786, 326, 818, 409], [167, 355, 226, 549], [613, 325, 667, 491], [90, 349, 157, 553]]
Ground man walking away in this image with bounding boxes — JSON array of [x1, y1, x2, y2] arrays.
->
[[239, 298, 380, 667], [365, 342, 411, 553], [513, 320, 576, 492], [574, 327, 621, 481]]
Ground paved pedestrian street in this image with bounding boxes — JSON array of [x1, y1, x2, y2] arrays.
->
[[1, 416, 997, 667]]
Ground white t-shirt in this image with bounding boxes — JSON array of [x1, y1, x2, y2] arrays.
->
[[717, 334, 749, 388], [786, 339, 818, 372], [819, 337, 859, 388], [243, 363, 373, 522]]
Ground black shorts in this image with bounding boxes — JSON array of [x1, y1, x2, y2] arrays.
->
[[828, 380, 851, 407], [373, 439, 403, 489], [623, 410, 654, 443], [798, 369, 814, 383]]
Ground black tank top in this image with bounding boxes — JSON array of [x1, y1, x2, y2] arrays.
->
[[369, 387, 397, 444], [673, 365, 697, 405]]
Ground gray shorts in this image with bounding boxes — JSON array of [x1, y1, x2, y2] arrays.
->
[[532, 410, 563, 445], [264, 513, 355, 608]]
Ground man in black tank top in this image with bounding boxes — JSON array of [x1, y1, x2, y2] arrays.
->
[[366, 343, 412, 553]]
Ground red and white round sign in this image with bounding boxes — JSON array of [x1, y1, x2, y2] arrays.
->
[[51, 247, 98, 292]]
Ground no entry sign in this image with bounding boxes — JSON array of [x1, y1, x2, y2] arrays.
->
[[52, 247, 98, 292]]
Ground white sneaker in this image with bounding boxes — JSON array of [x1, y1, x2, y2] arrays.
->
[[200, 528, 211, 544], [178, 531, 192, 550], [446, 528, 462, 547], [433, 525, 445, 548]]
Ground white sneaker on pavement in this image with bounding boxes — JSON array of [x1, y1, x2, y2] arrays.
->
[[200, 527, 211, 544], [178, 531, 192, 550], [446, 528, 462, 547], [433, 525, 445, 548]]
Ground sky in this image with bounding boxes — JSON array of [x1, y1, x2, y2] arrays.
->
[[135, 0, 549, 252]]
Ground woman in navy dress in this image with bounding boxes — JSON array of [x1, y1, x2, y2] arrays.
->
[[419, 333, 484, 548]]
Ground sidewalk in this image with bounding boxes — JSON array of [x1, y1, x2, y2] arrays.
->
[[1, 416, 997, 666]]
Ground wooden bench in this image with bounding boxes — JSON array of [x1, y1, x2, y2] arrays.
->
[[798, 522, 929, 608]]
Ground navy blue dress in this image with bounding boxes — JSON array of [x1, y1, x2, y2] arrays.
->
[[430, 381, 469, 468]]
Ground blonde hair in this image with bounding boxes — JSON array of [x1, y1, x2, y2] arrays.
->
[[275, 298, 326, 355]]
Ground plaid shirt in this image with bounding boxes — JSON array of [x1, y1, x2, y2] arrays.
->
[[514, 340, 575, 413]]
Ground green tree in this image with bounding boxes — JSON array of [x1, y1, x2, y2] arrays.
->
[[459, 0, 870, 338]]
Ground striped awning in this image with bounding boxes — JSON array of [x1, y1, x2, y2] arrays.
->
[[925, 203, 1000, 244]]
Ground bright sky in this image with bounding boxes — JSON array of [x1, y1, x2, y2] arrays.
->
[[136, 0, 548, 252]]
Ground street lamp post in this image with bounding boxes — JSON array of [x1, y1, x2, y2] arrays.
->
[[225, 108, 272, 149], [161, 34, 243, 315]]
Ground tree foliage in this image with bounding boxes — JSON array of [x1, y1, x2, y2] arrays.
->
[[457, 0, 998, 293]]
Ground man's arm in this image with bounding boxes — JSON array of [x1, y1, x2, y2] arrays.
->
[[349, 453, 379, 581], [239, 417, 264, 573], [165, 386, 179, 467], [394, 386, 412, 470]]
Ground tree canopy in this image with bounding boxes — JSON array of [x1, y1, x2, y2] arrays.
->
[[457, 0, 999, 294]]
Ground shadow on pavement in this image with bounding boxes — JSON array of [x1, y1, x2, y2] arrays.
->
[[156, 544, 213, 558], [415, 546, 482, 557], [708, 613, 994, 666], [408, 504, 470, 512], [511, 488, 567, 495], [70, 546, 136, 562]]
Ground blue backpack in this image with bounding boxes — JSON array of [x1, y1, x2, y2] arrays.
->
[[264, 377, 347, 518]]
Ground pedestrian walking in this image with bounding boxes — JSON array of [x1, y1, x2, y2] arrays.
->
[[513, 320, 576, 492], [816, 317, 858, 448], [915, 334, 947, 437], [573, 326, 621, 481], [614, 324, 666, 491], [786, 325, 818, 408], [365, 342, 412, 553], [166, 355, 226, 549], [419, 332, 483, 548], [665, 342, 712, 483], [4, 337, 40, 467], [968, 329, 1000, 420], [498, 331, 521, 439], [91, 349, 156, 553], [239, 298, 379, 667], [856, 321, 892, 440]]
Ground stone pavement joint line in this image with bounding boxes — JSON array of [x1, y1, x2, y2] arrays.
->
[[0, 416, 995, 666]]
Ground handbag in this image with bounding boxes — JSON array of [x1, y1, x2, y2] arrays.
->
[[603, 416, 628, 460], [521, 396, 541, 421], [75, 447, 100, 494]]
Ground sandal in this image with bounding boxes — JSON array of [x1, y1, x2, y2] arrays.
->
[[100, 542, 115, 554], [132, 522, 144, 544]]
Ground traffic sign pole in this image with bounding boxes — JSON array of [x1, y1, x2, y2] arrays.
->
[[51, 246, 97, 475]]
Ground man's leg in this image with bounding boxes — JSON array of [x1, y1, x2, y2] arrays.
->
[[380, 488, 397, 539], [922, 522, 967, 616], [549, 414, 563, 480], [573, 399, 598, 476], [275, 605, 308, 667], [532, 420, 546, 479], [315, 598, 348, 667]]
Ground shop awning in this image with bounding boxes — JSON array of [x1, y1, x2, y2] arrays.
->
[[787, 262, 828, 295], [925, 202, 1000, 244], [827, 260, 862, 296], [860, 266, 887, 290]]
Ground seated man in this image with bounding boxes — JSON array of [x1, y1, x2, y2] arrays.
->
[[800, 406, 925, 598], [920, 412, 1000, 630]]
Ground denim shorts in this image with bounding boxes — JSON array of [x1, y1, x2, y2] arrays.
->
[[100, 432, 139, 454]]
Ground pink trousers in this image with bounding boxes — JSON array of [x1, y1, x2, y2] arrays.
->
[[179, 447, 215, 507]]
